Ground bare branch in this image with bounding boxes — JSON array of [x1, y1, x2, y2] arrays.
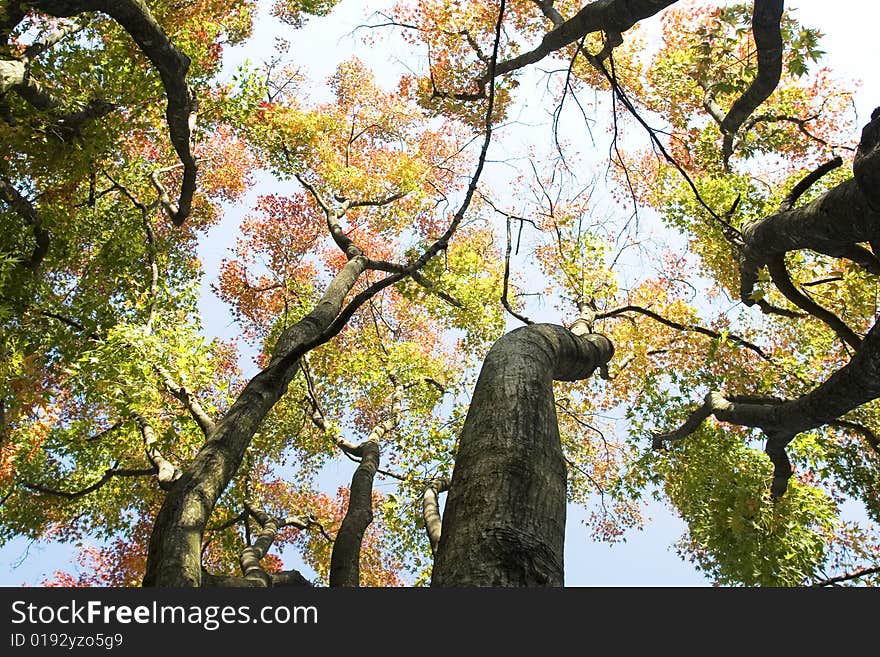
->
[[651, 391, 795, 497], [21, 467, 154, 500], [488, 0, 677, 81], [596, 304, 770, 361], [780, 156, 844, 212], [157, 367, 216, 437], [329, 383, 404, 587], [0, 177, 49, 272], [502, 213, 535, 326], [766, 255, 862, 350], [367, 259, 464, 308]]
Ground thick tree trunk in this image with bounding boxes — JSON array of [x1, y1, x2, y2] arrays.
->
[[739, 113, 880, 301], [143, 257, 368, 586], [431, 324, 613, 587]]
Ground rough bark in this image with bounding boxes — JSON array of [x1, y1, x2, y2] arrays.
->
[[422, 477, 450, 556], [738, 116, 880, 307], [201, 569, 313, 587], [853, 108, 880, 211], [0, 178, 49, 272], [765, 255, 862, 349], [133, 411, 181, 490], [431, 324, 613, 587], [328, 440, 380, 588], [142, 256, 368, 587]]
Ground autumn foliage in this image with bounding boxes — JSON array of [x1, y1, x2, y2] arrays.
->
[[2, 0, 879, 588]]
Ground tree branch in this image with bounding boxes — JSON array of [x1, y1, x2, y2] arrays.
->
[[487, 0, 677, 81], [651, 391, 795, 497], [422, 476, 450, 556], [719, 0, 784, 165], [653, 314, 880, 498], [367, 259, 464, 308], [738, 141, 880, 307], [30, 0, 198, 225], [0, 177, 49, 272], [765, 255, 862, 350], [132, 411, 181, 490], [21, 466, 154, 500], [811, 565, 880, 587], [502, 213, 535, 325], [596, 304, 770, 361], [156, 366, 216, 437], [329, 383, 404, 587]]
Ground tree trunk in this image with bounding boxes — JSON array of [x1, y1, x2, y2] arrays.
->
[[431, 324, 613, 587]]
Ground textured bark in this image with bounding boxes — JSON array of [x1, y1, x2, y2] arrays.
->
[[431, 324, 613, 587], [0, 59, 25, 94], [422, 477, 450, 556], [656, 318, 880, 495], [739, 113, 880, 306], [133, 412, 181, 490], [0, 178, 50, 272], [739, 177, 880, 302], [201, 570, 313, 587], [238, 503, 284, 587], [143, 257, 368, 587], [766, 255, 862, 349], [725, 320, 880, 434], [853, 108, 880, 210]]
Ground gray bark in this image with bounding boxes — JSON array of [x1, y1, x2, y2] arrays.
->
[[656, 317, 880, 496], [0, 178, 49, 272], [328, 440, 380, 588], [431, 324, 613, 587], [739, 125, 880, 307], [422, 477, 450, 556], [329, 385, 402, 588]]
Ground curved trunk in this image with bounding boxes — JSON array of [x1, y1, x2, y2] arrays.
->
[[431, 324, 613, 587]]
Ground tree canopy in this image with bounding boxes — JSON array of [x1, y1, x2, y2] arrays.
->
[[1, 0, 878, 587]]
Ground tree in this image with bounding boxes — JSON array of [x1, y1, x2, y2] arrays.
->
[[1, 0, 878, 588]]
